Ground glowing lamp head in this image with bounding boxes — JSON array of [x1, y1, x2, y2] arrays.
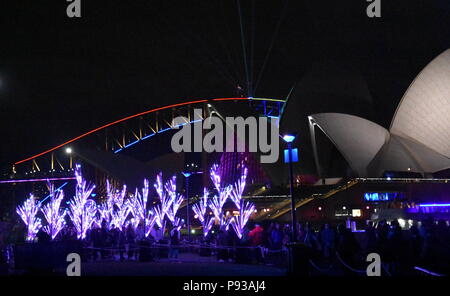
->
[[65, 147, 72, 154], [282, 134, 296, 143], [182, 172, 192, 178]]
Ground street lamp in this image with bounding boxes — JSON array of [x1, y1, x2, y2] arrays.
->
[[65, 147, 73, 169], [182, 163, 203, 242], [282, 134, 297, 242], [182, 171, 192, 241], [283, 133, 300, 275]]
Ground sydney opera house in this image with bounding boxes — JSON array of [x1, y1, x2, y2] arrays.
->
[[276, 49, 450, 225]]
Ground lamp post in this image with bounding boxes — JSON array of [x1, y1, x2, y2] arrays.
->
[[65, 147, 73, 169], [182, 163, 203, 242], [282, 134, 297, 242], [282, 134, 299, 275], [182, 171, 192, 241]]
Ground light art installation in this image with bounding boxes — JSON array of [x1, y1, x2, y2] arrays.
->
[[230, 167, 248, 209], [230, 200, 256, 239], [16, 194, 42, 241], [165, 175, 184, 224], [208, 164, 232, 226], [41, 182, 67, 240], [68, 165, 97, 239], [153, 173, 174, 234], [128, 179, 149, 229], [128, 179, 158, 237], [110, 184, 130, 231], [97, 180, 128, 230], [192, 189, 214, 237]]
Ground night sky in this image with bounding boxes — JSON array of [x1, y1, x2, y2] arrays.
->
[[1, 0, 449, 169]]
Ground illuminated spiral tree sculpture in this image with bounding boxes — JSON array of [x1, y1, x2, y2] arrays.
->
[[165, 175, 184, 226], [41, 182, 67, 240], [192, 189, 214, 237], [68, 165, 98, 239], [229, 166, 255, 239], [230, 200, 256, 239], [207, 164, 232, 228], [16, 194, 42, 241], [193, 164, 255, 239], [110, 184, 130, 231], [153, 172, 174, 234]]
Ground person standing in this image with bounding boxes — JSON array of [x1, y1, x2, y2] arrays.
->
[[125, 224, 136, 260], [249, 224, 264, 263], [169, 226, 181, 261]]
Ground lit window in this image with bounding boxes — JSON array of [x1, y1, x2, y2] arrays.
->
[[352, 209, 361, 217]]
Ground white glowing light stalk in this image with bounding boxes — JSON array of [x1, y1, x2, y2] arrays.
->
[[230, 167, 248, 210], [231, 200, 256, 239], [16, 194, 42, 241], [193, 188, 214, 237], [207, 164, 232, 227], [128, 179, 150, 230], [68, 164, 97, 239], [165, 175, 184, 223], [42, 182, 67, 240]]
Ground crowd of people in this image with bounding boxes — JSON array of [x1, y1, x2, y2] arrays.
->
[[2, 216, 450, 275], [200, 218, 450, 275]]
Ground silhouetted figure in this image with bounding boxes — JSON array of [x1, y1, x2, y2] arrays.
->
[[319, 223, 336, 261], [125, 224, 136, 260], [336, 224, 360, 274], [216, 227, 229, 262], [249, 224, 264, 263], [169, 227, 180, 260]]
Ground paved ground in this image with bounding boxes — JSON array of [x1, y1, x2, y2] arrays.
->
[[53, 253, 287, 276]]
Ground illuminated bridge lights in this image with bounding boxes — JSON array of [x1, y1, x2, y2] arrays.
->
[[113, 118, 204, 154], [14, 97, 284, 165]]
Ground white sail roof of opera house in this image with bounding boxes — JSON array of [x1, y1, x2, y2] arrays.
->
[[308, 49, 450, 177], [390, 48, 450, 159]]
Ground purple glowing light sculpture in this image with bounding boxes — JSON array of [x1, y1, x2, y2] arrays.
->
[[68, 164, 97, 239], [230, 200, 255, 239], [165, 175, 184, 224], [193, 189, 215, 237], [16, 194, 42, 241], [208, 164, 232, 226], [154, 173, 173, 216], [98, 180, 129, 230], [129, 179, 157, 237], [110, 183, 130, 231], [153, 173, 174, 234], [144, 214, 158, 237], [129, 179, 149, 229], [41, 182, 67, 240], [230, 166, 248, 209]]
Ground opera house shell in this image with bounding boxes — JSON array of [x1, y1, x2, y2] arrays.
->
[[308, 49, 450, 177]]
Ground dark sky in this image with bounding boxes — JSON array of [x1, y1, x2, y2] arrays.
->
[[1, 0, 449, 168]]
